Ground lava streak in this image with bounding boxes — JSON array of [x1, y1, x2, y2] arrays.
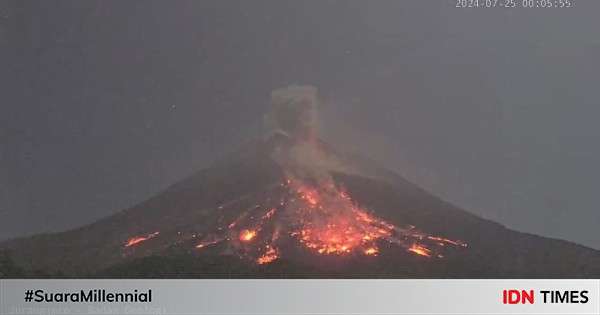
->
[[287, 179, 465, 259], [262, 208, 277, 220], [192, 178, 467, 265], [408, 244, 432, 257], [196, 237, 224, 249], [257, 245, 279, 264], [124, 231, 159, 247], [289, 180, 395, 256], [427, 236, 468, 247]]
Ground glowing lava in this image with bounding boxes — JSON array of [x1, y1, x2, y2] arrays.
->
[[286, 179, 466, 259], [408, 244, 432, 257], [239, 229, 257, 242], [297, 185, 320, 206], [427, 236, 468, 247], [195, 238, 223, 249], [364, 247, 379, 256], [262, 208, 277, 220], [191, 177, 467, 265], [257, 245, 279, 264], [289, 180, 395, 256], [124, 231, 159, 247]]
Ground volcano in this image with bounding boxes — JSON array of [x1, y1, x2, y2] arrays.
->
[[1, 86, 599, 278]]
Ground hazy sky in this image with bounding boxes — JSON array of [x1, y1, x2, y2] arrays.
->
[[1, 1, 598, 249]]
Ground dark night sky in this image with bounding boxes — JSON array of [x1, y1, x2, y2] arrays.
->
[[1, 1, 599, 249]]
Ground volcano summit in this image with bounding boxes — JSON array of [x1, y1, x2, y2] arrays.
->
[[1, 86, 599, 278]]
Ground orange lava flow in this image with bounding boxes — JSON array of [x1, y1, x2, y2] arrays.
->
[[195, 238, 222, 249], [262, 208, 277, 220], [364, 247, 379, 256], [192, 177, 467, 264], [290, 181, 396, 256], [257, 245, 279, 264], [408, 244, 432, 257], [239, 229, 257, 242], [427, 236, 467, 247], [124, 231, 159, 247], [293, 213, 391, 255], [288, 179, 466, 259], [296, 185, 320, 206]]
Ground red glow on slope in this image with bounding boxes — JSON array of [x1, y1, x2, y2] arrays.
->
[[408, 244, 432, 257], [239, 229, 257, 242], [124, 231, 159, 247], [257, 245, 279, 264], [191, 178, 467, 264]]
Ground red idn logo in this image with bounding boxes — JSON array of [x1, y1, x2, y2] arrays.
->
[[503, 290, 535, 304]]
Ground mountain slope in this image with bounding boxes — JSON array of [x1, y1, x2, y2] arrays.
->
[[1, 135, 599, 278]]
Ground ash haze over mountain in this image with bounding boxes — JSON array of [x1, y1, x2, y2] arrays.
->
[[0, 1, 599, 250]]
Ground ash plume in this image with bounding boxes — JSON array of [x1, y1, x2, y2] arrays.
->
[[265, 85, 320, 141], [265, 85, 359, 180]]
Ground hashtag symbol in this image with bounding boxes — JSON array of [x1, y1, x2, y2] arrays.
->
[[24, 290, 33, 302]]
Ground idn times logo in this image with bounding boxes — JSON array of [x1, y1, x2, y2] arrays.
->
[[502, 289, 589, 304]]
